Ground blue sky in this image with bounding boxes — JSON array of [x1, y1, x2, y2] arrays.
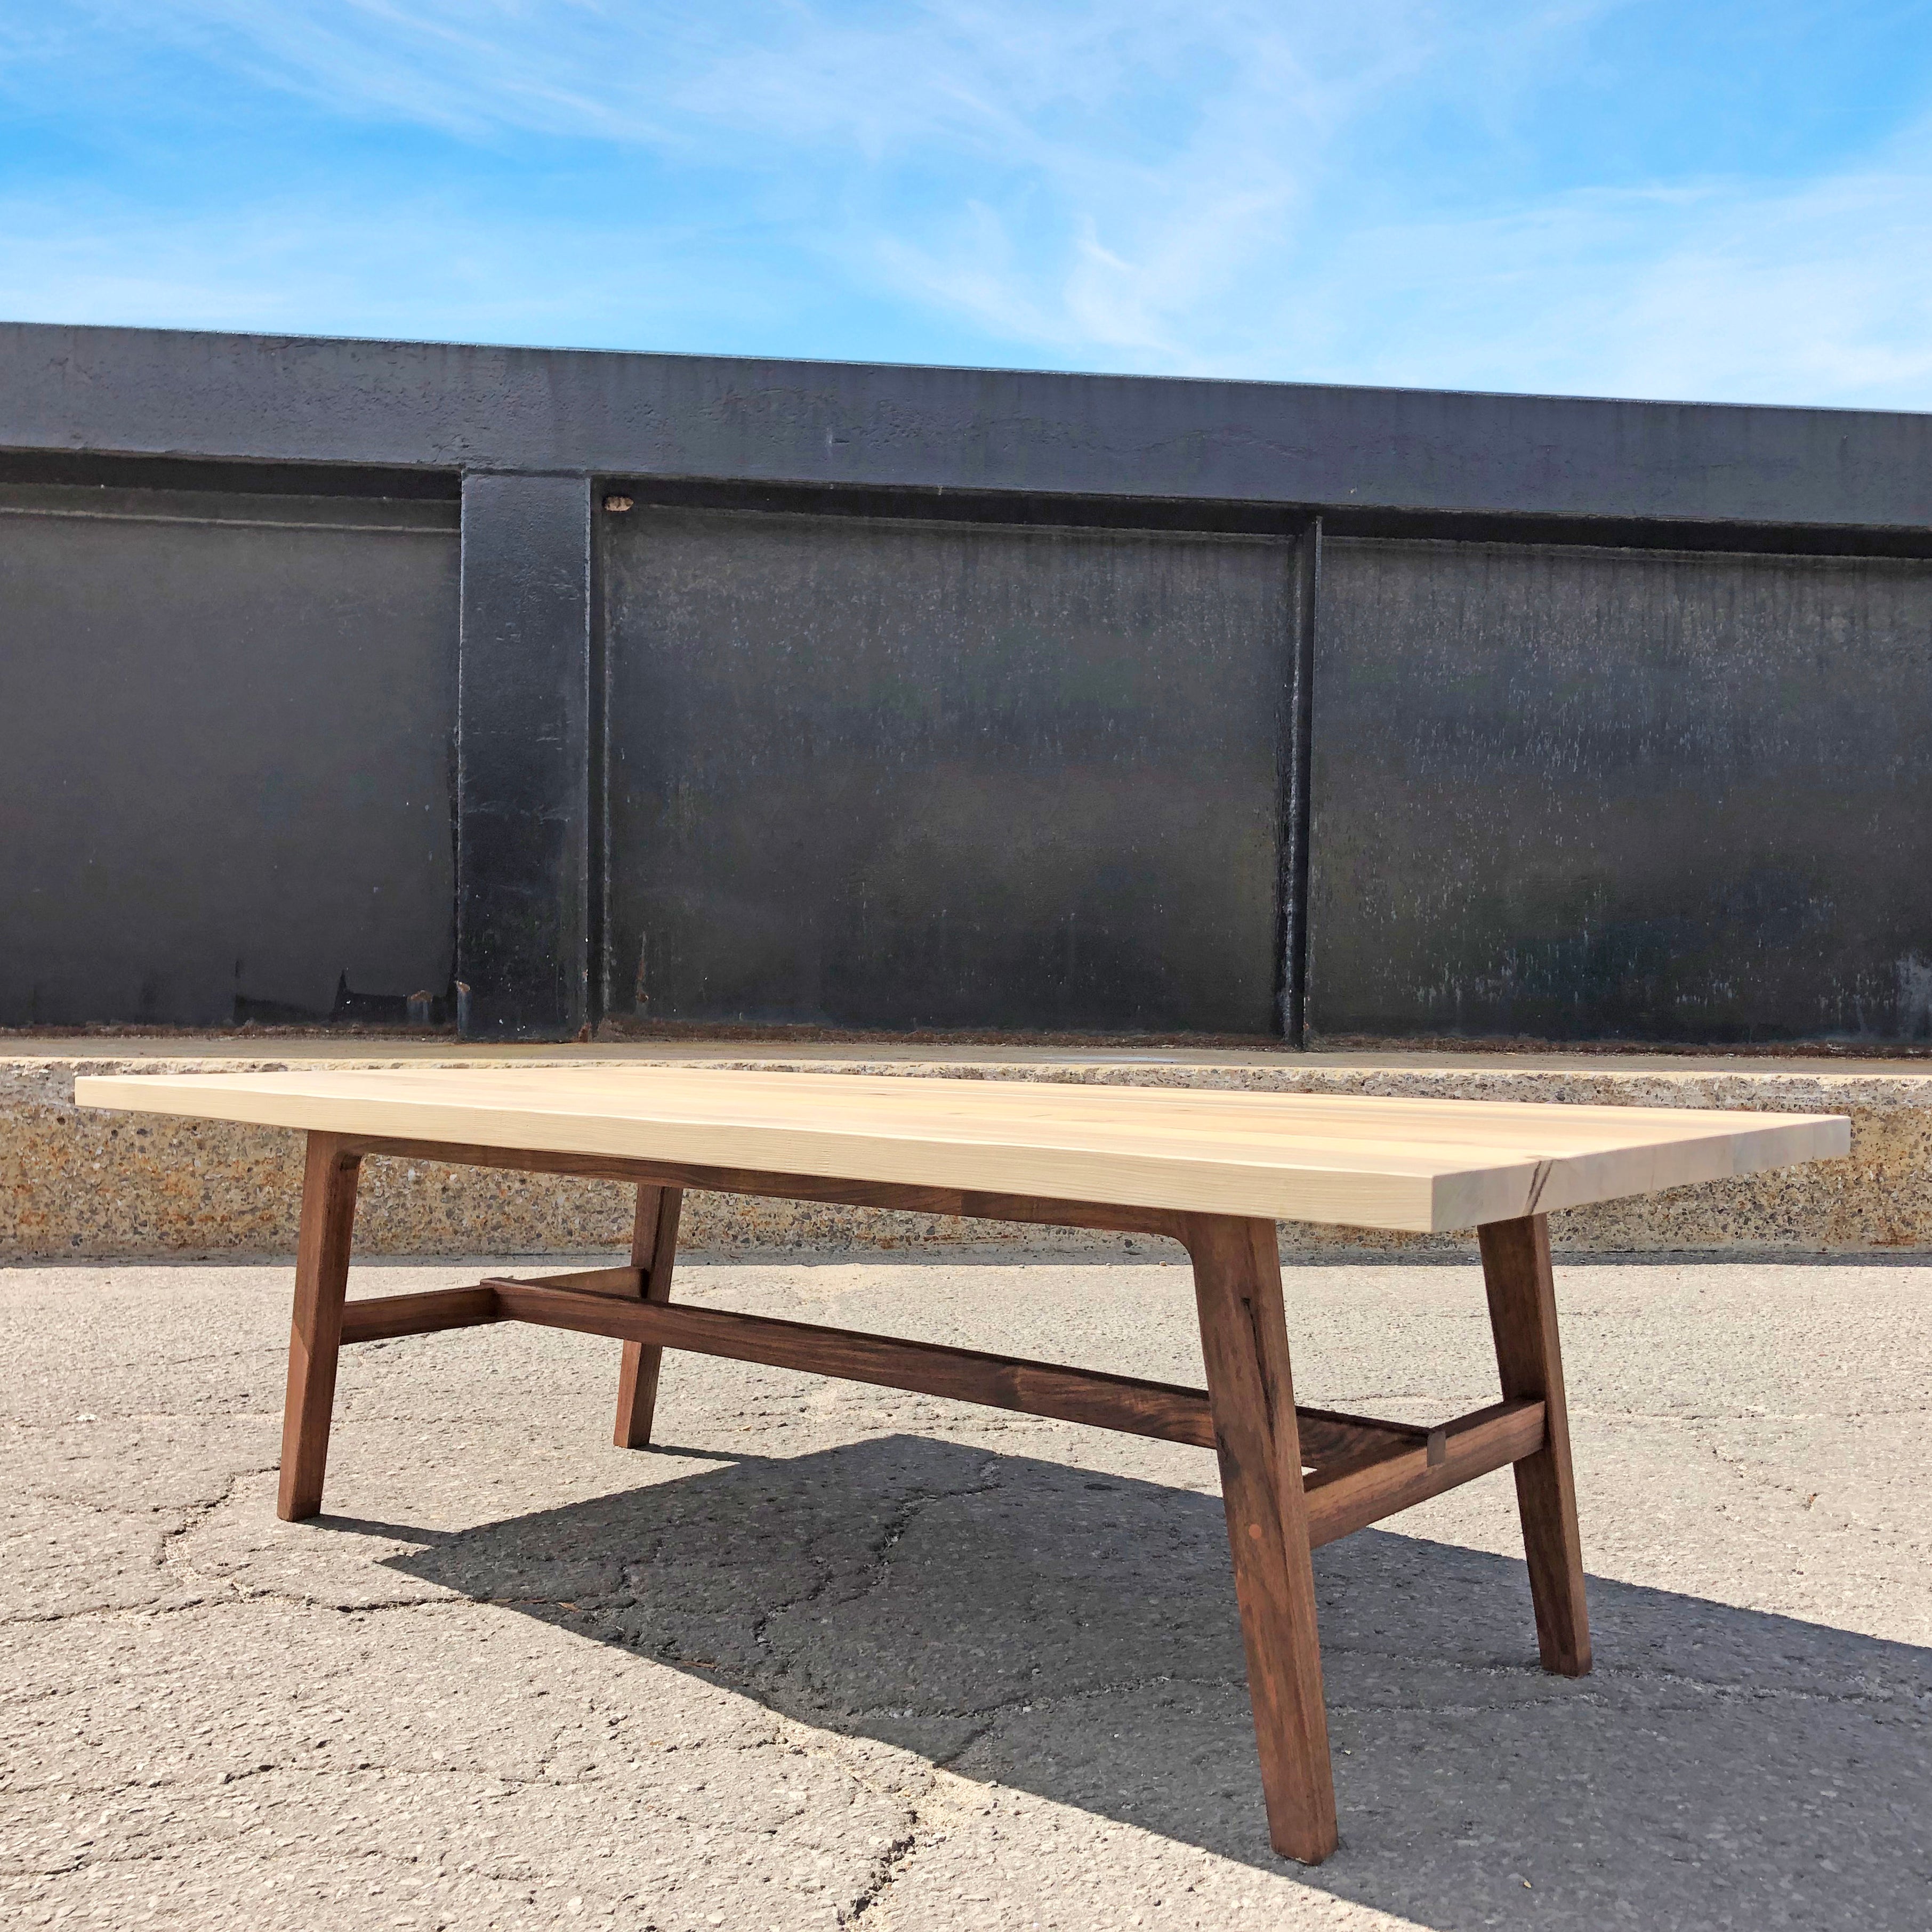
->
[[3, 2, 1932, 406]]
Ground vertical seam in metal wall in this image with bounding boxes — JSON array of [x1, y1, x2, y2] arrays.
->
[[453, 473, 476, 1036], [1277, 516, 1320, 1046], [586, 486, 609, 1035]]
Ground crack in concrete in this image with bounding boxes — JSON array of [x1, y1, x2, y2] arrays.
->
[[840, 1825, 919, 1925], [0, 1589, 476, 1630], [152, 1464, 281, 1570], [5, 1406, 279, 1430], [1595, 1665, 1932, 1711], [843, 1671, 1250, 1734], [10, 1490, 198, 1522], [861, 1469, 1005, 1590]]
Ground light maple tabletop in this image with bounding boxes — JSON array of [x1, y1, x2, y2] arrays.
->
[[77, 1065, 1851, 1864], [75, 1064, 1848, 1230]]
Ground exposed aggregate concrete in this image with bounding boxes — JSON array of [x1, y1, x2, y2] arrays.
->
[[1, 1251, 1926, 1929], [7, 1051, 1932, 1258]]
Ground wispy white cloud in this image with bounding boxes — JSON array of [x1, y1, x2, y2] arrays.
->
[[63, 3, 1581, 347], [845, 28, 1932, 410], [15, 0, 1932, 407], [0, 188, 812, 350], [101, 1, 1442, 154], [1271, 148, 1932, 404]]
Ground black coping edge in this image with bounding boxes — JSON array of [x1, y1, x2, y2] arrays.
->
[[5, 320, 1931, 533]]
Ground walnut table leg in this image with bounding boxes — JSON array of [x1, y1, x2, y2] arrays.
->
[[1185, 1213, 1338, 1864], [1479, 1213, 1591, 1676], [613, 1183, 683, 1448], [276, 1132, 363, 1522]]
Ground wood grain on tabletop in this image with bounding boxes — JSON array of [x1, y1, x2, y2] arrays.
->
[[73, 1065, 1850, 1234]]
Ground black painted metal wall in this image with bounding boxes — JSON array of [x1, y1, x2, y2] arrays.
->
[[1307, 539, 1932, 1043], [4, 320, 1931, 1045], [0, 479, 458, 1028], [602, 505, 1296, 1034]]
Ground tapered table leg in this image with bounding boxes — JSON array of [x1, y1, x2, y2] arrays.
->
[[614, 1184, 683, 1448], [277, 1133, 363, 1521], [1185, 1213, 1338, 1864], [1479, 1213, 1591, 1676]]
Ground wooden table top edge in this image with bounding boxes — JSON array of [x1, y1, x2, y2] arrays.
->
[[75, 1062, 1859, 1125], [73, 1071, 1851, 1235]]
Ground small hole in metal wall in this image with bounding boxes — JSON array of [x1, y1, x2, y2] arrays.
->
[[603, 494, 634, 513]]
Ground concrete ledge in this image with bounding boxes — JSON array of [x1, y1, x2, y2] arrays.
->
[[6, 1043, 1930, 1259]]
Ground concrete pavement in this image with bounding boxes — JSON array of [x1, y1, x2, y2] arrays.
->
[[3, 1250, 1928, 1929]]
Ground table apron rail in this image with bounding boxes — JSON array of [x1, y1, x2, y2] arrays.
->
[[337, 1133, 1186, 1239], [334, 1275, 1547, 1541]]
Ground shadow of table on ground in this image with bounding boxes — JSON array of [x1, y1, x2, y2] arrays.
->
[[329, 1435, 1928, 1929]]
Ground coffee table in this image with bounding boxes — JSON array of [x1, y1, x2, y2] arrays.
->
[[76, 1066, 1848, 1862]]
